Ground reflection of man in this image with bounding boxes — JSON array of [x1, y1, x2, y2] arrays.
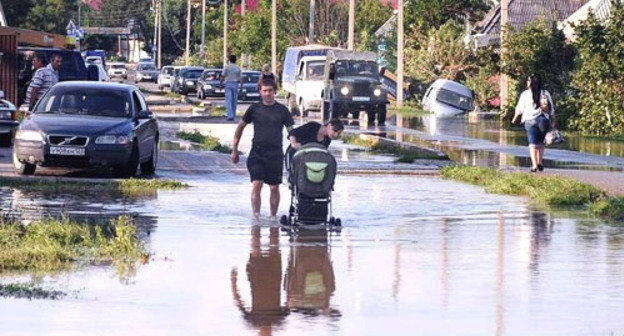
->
[[27, 53, 61, 111], [231, 226, 288, 336]]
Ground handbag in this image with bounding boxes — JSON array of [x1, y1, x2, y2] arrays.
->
[[545, 129, 564, 145]]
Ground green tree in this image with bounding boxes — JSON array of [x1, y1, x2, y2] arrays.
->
[[405, 0, 488, 34], [500, 19, 575, 125], [405, 22, 473, 84], [567, 0, 624, 136], [355, 0, 393, 51]]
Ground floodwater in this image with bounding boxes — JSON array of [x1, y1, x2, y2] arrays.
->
[[356, 115, 624, 171], [1, 170, 623, 335]]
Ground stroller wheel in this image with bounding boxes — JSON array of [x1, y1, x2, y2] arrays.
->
[[335, 218, 342, 226], [329, 217, 335, 225], [280, 215, 288, 225]]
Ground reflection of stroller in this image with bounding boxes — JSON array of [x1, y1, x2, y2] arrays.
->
[[280, 143, 341, 226]]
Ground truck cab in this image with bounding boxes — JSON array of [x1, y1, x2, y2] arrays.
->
[[321, 50, 388, 125], [292, 56, 326, 118]]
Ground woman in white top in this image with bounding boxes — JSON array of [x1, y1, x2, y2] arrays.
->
[[512, 74, 556, 172]]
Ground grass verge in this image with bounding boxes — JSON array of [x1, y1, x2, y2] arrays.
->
[[342, 133, 448, 162], [0, 177, 189, 197], [177, 131, 232, 154], [0, 215, 148, 273], [440, 166, 624, 222], [0, 282, 66, 300]]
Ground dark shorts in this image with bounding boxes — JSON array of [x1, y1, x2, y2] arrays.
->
[[247, 147, 284, 185], [524, 115, 550, 146]]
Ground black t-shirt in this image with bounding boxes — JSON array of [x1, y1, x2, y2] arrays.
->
[[289, 122, 331, 148], [243, 101, 294, 150]]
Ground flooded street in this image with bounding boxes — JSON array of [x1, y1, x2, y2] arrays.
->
[[1, 168, 623, 335]]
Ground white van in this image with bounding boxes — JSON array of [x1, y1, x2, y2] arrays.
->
[[422, 79, 474, 118]]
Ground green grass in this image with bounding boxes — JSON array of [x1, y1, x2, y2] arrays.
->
[[0, 177, 189, 197], [440, 165, 624, 222], [0, 282, 65, 300], [177, 131, 232, 153], [164, 92, 183, 100], [0, 215, 148, 273], [341, 133, 448, 162], [388, 105, 430, 118]]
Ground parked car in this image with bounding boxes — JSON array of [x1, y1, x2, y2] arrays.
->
[[17, 47, 89, 107], [134, 62, 158, 83], [196, 69, 224, 99], [0, 90, 18, 147], [421, 79, 474, 118], [238, 71, 261, 101], [84, 50, 107, 68], [157, 66, 174, 90], [12, 82, 159, 177], [172, 67, 204, 95], [321, 50, 388, 124], [107, 62, 128, 79]]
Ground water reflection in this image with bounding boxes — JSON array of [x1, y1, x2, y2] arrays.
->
[[231, 225, 339, 335]]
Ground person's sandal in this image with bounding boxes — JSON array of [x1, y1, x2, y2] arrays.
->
[[530, 167, 538, 173], [538, 164, 544, 171]]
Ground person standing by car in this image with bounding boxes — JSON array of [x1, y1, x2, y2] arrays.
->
[[231, 78, 294, 218], [221, 54, 242, 121], [259, 63, 276, 84], [512, 73, 555, 172], [26, 53, 61, 111]]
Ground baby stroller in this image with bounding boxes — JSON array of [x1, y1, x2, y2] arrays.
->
[[280, 143, 340, 226]]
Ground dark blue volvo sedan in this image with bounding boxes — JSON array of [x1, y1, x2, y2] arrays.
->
[[12, 82, 159, 177]]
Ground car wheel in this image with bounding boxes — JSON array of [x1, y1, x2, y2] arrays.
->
[[367, 110, 377, 125], [13, 150, 35, 175], [115, 143, 139, 178], [377, 104, 387, 126], [140, 140, 159, 175], [0, 132, 11, 147]]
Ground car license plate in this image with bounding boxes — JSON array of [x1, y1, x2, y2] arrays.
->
[[50, 146, 85, 156], [143, 76, 152, 79], [353, 96, 370, 102], [247, 93, 260, 97]]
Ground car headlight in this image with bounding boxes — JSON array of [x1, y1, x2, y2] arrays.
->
[[95, 135, 131, 145], [15, 130, 44, 142], [242, 88, 247, 93], [178, 78, 183, 84], [205, 84, 213, 89], [340, 86, 350, 95], [186, 80, 194, 86], [374, 88, 382, 96]]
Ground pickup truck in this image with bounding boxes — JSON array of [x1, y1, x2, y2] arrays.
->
[[282, 44, 337, 118]]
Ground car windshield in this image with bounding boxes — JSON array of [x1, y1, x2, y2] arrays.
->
[[35, 89, 131, 118], [203, 71, 221, 80], [111, 64, 125, 69], [181, 69, 203, 78], [242, 73, 260, 83], [138, 64, 156, 71], [334, 60, 378, 78], [306, 61, 325, 80], [436, 88, 473, 111]]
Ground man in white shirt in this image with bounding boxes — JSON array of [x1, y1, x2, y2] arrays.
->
[[221, 54, 242, 121]]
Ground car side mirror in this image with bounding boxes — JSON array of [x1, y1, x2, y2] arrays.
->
[[87, 64, 99, 81], [138, 110, 153, 119], [379, 67, 386, 76]]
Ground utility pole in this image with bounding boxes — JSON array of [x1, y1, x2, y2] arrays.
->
[[241, 0, 245, 16], [396, 0, 404, 107], [271, 0, 277, 74], [347, 0, 354, 49], [185, 0, 191, 65], [200, 0, 206, 65], [157, 0, 162, 68], [223, 0, 228, 66], [500, 0, 509, 113], [308, 0, 315, 44], [153, 0, 158, 62]]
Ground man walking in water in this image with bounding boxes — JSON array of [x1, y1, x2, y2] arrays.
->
[[231, 78, 294, 218]]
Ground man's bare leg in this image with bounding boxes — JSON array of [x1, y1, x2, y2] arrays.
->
[[251, 180, 263, 217], [269, 184, 280, 217]]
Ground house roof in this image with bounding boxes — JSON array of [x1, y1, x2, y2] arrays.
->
[[559, 0, 618, 38], [477, 0, 589, 36]]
